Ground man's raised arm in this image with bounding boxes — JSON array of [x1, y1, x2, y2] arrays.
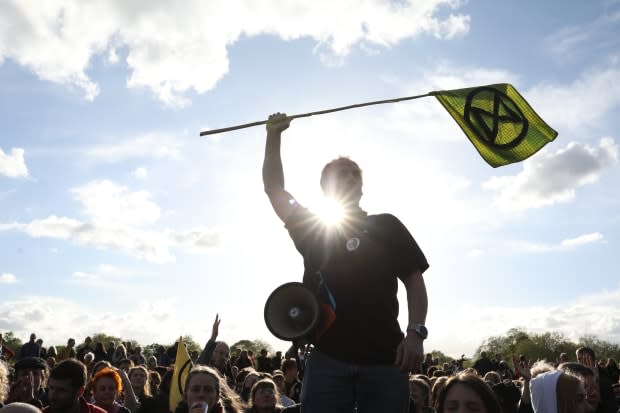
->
[[263, 112, 298, 223]]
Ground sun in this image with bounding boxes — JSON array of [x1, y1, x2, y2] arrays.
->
[[315, 197, 345, 226]]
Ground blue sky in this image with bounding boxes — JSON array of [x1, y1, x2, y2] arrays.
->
[[1, 0, 620, 358]]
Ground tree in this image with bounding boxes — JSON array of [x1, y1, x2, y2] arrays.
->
[[1, 331, 22, 354], [231, 339, 274, 356]]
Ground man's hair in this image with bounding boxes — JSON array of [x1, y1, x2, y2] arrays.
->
[[50, 359, 87, 391], [575, 346, 595, 360], [319, 157, 361, 192]]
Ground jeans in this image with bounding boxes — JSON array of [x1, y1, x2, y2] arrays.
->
[[300, 349, 409, 413]]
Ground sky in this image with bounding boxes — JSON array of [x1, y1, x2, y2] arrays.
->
[[1, 0, 620, 359]]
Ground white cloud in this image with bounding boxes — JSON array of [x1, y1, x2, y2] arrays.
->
[[0, 178, 224, 263], [484, 138, 618, 212], [132, 167, 148, 179], [0, 0, 469, 106], [0, 147, 28, 178], [85, 133, 183, 162], [527, 66, 620, 131], [71, 180, 160, 226], [505, 232, 604, 254], [0, 296, 184, 345], [428, 284, 620, 357], [0, 215, 175, 264], [0, 273, 18, 284]]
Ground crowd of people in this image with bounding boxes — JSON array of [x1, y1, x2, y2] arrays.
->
[[1, 328, 620, 413]]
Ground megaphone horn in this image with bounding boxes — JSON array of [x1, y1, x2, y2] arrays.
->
[[264, 282, 321, 342]]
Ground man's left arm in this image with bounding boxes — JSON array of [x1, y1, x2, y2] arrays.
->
[[395, 269, 428, 373]]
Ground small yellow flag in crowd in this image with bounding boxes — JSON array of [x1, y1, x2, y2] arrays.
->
[[169, 336, 193, 412]]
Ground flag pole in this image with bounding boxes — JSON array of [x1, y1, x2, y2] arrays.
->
[[199, 92, 433, 136]]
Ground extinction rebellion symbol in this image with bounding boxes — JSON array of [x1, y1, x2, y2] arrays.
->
[[464, 87, 529, 150]]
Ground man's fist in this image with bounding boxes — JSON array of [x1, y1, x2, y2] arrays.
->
[[266, 112, 290, 134]]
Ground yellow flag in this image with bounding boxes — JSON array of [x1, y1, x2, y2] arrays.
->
[[169, 337, 193, 412], [432, 84, 558, 167]]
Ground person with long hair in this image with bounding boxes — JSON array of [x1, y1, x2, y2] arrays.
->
[[246, 379, 282, 413], [434, 373, 501, 413], [530, 369, 589, 413], [128, 366, 157, 412], [175, 366, 244, 413]]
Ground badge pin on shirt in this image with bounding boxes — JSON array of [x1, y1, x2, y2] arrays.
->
[[346, 237, 361, 252]]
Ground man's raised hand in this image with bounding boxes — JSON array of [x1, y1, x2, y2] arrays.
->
[[211, 313, 221, 341], [266, 113, 290, 134]]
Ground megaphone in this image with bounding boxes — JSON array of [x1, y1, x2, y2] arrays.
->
[[264, 282, 321, 343]]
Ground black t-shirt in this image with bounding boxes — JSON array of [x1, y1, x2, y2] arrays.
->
[[285, 207, 428, 365]]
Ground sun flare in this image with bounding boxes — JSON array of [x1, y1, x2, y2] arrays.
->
[[315, 197, 345, 226]]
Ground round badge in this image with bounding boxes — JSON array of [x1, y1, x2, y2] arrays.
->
[[346, 237, 360, 251]]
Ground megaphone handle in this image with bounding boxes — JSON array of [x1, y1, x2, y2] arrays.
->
[[285, 343, 299, 360]]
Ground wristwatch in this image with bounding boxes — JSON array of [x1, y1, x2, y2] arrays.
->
[[407, 323, 428, 339]]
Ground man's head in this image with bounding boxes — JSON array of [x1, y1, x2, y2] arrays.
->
[[576, 347, 596, 365], [84, 337, 92, 346], [14, 357, 48, 392], [281, 358, 298, 380], [212, 342, 230, 368], [48, 359, 87, 411], [29, 333, 36, 342], [559, 362, 599, 412], [320, 157, 363, 205], [67, 338, 75, 347]]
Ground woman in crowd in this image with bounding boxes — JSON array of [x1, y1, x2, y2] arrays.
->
[[128, 365, 158, 412], [409, 377, 433, 413], [246, 379, 282, 413], [113, 344, 128, 366], [94, 342, 110, 363], [606, 358, 619, 384], [434, 373, 502, 413], [91, 367, 134, 413], [240, 372, 260, 403], [529, 369, 589, 413], [175, 366, 244, 413]]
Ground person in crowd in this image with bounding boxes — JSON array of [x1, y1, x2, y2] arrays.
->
[[1, 360, 9, 407], [19, 335, 41, 360], [112, 346, 127, 367], [529, 369, 589, 413], [91, 367, 138, 413], [240, 373, 260, 403], [46, 358, 57, 370], [1, 403, 44, 412], [576, 347, 616, 413], [117, 360, 133, 375], [473, 352, 494, 377], [151, 370, 172, 413], [246, 379, 282, 413], [197, 315, 235, 386], [132, 349, 145, 367], [7, 357, 49, 408], [605, 358, 619, 386], [279, 360, 300, 404], [146, 357, 158, 373], [235, 351, 253, 371], [83, 353, 95, 377], [35, 341, 46, 360], [484, 371, 502, 386], [560, 362, 601, 413], [46, 348, 57, 362], [431, 376, 448, 408], [93, 344, 109, 363], [262, 113, 429, 413], [76, 338, 95, 363], [149, 371, 161, 397], [174, 366, 244, 413], [57, 340, 76, 361], [128, 366, 157, 412], [491, 379, 521, 413], [409, 377, 432, 413], [270, 353, 282, 374], [434, 373, 502, 413], [255, 351, 271, 374], [1, 334, 16, 361], [106, 344, 116, 363], [271, 374, 294, 408], [43, 359, 105, 413]]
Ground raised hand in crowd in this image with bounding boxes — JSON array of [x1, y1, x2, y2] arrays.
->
[[211, 314, 221, 342]]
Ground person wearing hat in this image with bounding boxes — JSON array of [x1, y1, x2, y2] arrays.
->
[[7, 357, 49, 408]]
